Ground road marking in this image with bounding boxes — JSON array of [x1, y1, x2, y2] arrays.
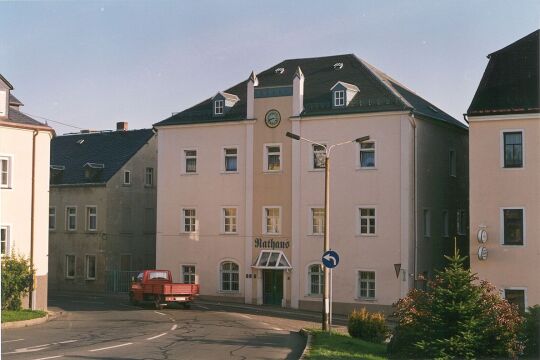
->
[[272, 327, 283, 331], [195, 304, 209, 310], [89, 343, 133, 352], [58, 340, 78, 344], [237, 314, 251, 319], [32, 356, 64, 360], [3, 340, 78, 355], [171, 324, 177, 331], [146, 332, 167, 340], [2, 339, 24, 343], [154, 311, 166, 316]]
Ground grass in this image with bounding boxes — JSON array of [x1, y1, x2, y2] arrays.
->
[[306, 329, 388, 360], [1, 309, 47, 323]]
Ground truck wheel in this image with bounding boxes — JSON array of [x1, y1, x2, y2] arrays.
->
[[154, 296, 164, 310], [182, 302, 191, 309]]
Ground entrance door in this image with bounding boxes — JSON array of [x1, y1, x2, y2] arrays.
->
[[263, 270, 283, 305]]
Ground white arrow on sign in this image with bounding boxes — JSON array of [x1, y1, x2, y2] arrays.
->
[[323, 253, 337, 266]]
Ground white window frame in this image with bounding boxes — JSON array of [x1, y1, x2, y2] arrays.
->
[[221, 207, 238, 234], [503, 287, 528, 312], [357, 141, 376, 170], [1, 225, 10, 257], [500, 129, 525, 169], [309, 207, 325, 235], [500, 207, 526, 246], [357, 270, 376, 300], [333, 90, 345, 107], [222, 146, 239, 173], [181, 208, 197, 233], [65, 254, 76, 279], [307, 263, 324, 296], [123, 170, 131, 185], [262, 206, 281, 235], [66, 206, 77, 231], [145, 167, 154, 186], [85, 254, 97, 280], [357, 206, 376, 236], [442, 210, 449, 237], [263, 143, 282, 172], [311, 144, 326, 170], [49, 207, 56, 231], [423, 209, 431, 237], [0, 155, 13, 188], [182, 148, 198, 174], [449, 149, 456, 177], [86, 206, 97, 232], [182, 264, 196, 284], [219, 260, 240, 292], [214, 99, 224, 115]]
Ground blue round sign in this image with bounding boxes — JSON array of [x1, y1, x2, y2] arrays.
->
[[322, 250, 340, 269]]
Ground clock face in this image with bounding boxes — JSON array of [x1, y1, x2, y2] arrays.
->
[[265, 110, 281, 128]]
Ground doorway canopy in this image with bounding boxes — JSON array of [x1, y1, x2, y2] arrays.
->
[[252, 250, 292, 270]]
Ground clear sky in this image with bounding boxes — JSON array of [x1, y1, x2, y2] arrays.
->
[[1, 1, 539, 134]]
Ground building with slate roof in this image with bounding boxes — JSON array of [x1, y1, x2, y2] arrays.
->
[[48, 123, 157, 294], [154, 54, 468, 314], [467, 30, 539, 311], [1, 74, 54, 310]]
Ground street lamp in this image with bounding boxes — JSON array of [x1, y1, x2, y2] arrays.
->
[[286, 131, 370, 331]]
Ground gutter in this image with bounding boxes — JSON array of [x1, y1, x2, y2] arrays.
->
[[30, 129, 38, 309], [408, 112, 418, 288]]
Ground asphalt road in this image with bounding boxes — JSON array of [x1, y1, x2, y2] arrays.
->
[[1, 294, 317, 360]]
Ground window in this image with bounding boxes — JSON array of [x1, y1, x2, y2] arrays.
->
[[214, 99, 224, 115], [312, 144, 326, 169], [49, 207, 56, 230], [308, 264, 324, 295], [263, 207, 281, 234], [220, 261, 239, 291], [183, 208, 196, 233], [359, 208, 376, 235], [1, 226, 9, 256], [145, 167, 154, 186], [264, 144, 281, 172], [358, 271, 376, 299], [86, 255, 96, 280], [182, 265, 196, 284], [120, 254, 131, 271], [185, 150, 197, 173], [65, 255, 75, 278], [442, 210, 449, 237], [504, 289, 526, 313], [457, 209, 467, 235], [311, 208, 325, 235], [334, 90, 345, 107], [503, 131, 523, 168], [0, 156, 11, 188], [224, 148, 238, 172], [86, 206, 97, 231], [449, 150, 456, 176], [359, 142, 376, 169], [123, 170, 131, 185], [66, 207, 77, 231], [423, 209, 431, 237], [502, 208, 524, 245], [223, 208, 237, 234]]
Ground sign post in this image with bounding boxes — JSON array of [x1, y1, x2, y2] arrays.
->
[[322, 250, 339, 330]]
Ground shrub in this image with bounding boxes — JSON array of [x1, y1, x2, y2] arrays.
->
[[1, 253, 34, 310], [521, 305, 540, 358], [347, 307, 389, 343]]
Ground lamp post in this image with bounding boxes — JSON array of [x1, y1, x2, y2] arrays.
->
[[286, 131, 370, 331]]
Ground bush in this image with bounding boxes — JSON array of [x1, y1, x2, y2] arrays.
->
[[1, 253, 34, 310], [347, 307, 389, 343], [521, 305, 540, 358]]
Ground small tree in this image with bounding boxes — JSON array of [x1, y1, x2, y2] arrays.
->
[[521, 305, 540, 358], [1, 253, 35, 310], [388, 251, 523, 359]]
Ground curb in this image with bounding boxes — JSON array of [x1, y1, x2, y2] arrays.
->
[[1, 310, 63, 330], [299, 328, 313, 360]]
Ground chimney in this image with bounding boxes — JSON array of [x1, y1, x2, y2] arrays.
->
[[116, 122, 128, 131], [246, 71, 258, 119], [292, 66, 304, 116]]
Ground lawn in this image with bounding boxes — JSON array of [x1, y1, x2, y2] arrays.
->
[[306, 329, 388, 360], [1, 309, 47, 323]]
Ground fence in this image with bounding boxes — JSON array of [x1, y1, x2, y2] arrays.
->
[[105, 270, 141, 293]]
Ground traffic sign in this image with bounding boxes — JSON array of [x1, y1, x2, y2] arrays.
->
[[322, 250, 340, 269]]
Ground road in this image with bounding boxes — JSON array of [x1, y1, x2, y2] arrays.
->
[[1, 294, 323, 360]]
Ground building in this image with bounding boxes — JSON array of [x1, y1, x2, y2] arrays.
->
[[154, 54, 468, 314], [467, 30, 539, 312], [0, 74, 54, 310], [48, 123, 157, 294]]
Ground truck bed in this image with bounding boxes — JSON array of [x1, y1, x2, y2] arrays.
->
[[142, 283, 199, 296]]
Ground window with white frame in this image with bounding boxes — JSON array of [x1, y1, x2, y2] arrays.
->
[[449, 150, 456, 176], [123, 170, 131, 185], [86, 255, 96, 280], [1, 225, 10, 256], [264, 144, 281, 172], [333, 90, 345, 107], [503, 131, 523, 168], [457, 209, 466, 235], [86, 206, 97, 231], [502, 208, 524, 246], [264, 207, 281, 234], [359, 208, 376, 235], [214, 99, 224, 115], [223, 208, 237, 234], [184, 150, 197, 173], [49, 207, 56, 230], [182, 265, 196, 284], [311, 208, 325, 235], [442, 210, 449, 237], [423, 209, 431, 237], [65, 254, 75, 278], [220, 261, 239, 291], [358, 271, 376, 299], [359, 142, 376, 168], [224, 148, 238, 172], [0, 156, 11, 188], [182, 208, 196, 233], [504, 289, 526, 313], [308, 264, 324, 295], [145, 167, 154, 186], [312, 144, 326, 169], [66, 207, 77, 231]]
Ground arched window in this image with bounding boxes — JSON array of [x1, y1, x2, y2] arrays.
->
[[220, 261, 239, 292], [308, 264, 324, 295]]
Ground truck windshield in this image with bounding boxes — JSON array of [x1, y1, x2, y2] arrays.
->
[[148, 271, 169, 280]]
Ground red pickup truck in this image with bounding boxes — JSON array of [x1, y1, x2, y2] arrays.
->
[[129, 270, 199, 309]]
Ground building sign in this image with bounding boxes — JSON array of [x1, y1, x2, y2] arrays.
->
[[254, 238, 290, 250]]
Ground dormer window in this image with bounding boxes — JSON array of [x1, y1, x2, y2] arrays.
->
[[334, 90, 345, 107], [83, 163, 104, 182], [214, 99, 224, 115], [330, 81, 360, 108], [50, 165, 65, 184], [212, 92, 239, 117]]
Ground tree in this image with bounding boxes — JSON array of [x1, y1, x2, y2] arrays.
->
[[388, 250, 523, 359], [1, 253, 35, 310]]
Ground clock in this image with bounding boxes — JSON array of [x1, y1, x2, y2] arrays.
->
[[265, 109, 281, 128]]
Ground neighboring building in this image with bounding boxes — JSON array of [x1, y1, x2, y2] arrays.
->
[[48, 123, 157, 294], [467, 30, 539, 312], [154, 54, 468, 314], [0, 74, 54, 310]]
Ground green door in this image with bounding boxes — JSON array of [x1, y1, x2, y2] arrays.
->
[[263, 270, 283, 305]]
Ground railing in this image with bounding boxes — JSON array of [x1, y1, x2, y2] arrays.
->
[[105, 270, 141, 293]]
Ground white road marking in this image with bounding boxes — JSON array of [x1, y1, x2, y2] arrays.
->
[[154, 311, 166, 316], [195, 304, 209, 310], [171, 324, 177, 331], [3, 340, 78, 355], [58, 340, 78, 344], [32, 356, 64, 360], [272, 327, 283, 331], [237, 314, 251, 319], [89, 343, 133, 352], [146, 332, 168, 340], [2, 338, 24, 343]]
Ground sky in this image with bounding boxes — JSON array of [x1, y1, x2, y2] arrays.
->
[[1, 1, 539, 135]]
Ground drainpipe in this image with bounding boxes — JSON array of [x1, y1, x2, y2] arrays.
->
[[30, 129, 38, 309], [407, 112, 418, 289]]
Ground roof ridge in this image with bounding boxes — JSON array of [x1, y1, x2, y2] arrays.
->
[[488, 29, 539, 58]]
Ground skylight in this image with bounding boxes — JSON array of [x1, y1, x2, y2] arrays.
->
[[334, 62, 343, 70], [274, 67, 285, 74]]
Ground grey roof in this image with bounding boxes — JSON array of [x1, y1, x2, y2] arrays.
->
[[155, 54, 464, 129], [9, 94, 23, 106], [50, 129, 154, 185], [6, 107, 50, 128], [0, 74, 13, 90]]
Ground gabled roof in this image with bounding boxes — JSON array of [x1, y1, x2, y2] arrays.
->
[[5, 107, 51, 128], [50, 129, 154, 185], [0, 74, 13, 90], [468, 30, 539, 116], [9, 94, 23, 106], [214, 91, 239, 102], [155, 54, 463, 129], [331, 81, 360, 92]]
